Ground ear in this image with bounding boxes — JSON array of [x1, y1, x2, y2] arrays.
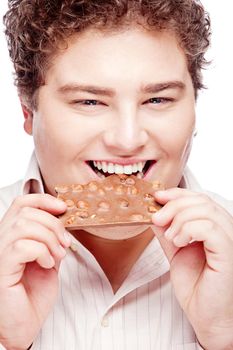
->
[[21, 102, 33, 135]]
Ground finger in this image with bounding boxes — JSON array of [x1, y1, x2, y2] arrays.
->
[[1, 239, 56, 274], [2, 219, 67, 260], [163, 203, 233, 241], [13, 206, 71, 247], [152, 194, 207, 226], [2, 193, 67, 220], [171, 219, 233, 262], [172, 219, 208, 247], [154, 188, 199, 204]]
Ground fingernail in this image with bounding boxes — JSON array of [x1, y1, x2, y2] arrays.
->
[[152, 210, 163, 221], [49, 255, 55, 267], [58, 245, 67, 257], [57, 199, 67, 208], [155, 190, 166, 197], [164, 228, 173, 240], [63, 231, 71, 246], [152, 211, 166, 227], [173, 235, 183, 247]]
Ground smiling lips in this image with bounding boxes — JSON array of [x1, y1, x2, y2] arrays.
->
[[88, 160, 155, 178]]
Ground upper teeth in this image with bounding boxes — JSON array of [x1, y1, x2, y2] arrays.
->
[[93, 161, 146, 175]]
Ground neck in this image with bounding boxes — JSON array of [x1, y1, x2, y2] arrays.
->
[[72, 228, 154, 293]]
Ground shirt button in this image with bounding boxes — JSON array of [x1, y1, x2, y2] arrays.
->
[[101, 316, 109, 327], [70, 243, 78, 252]]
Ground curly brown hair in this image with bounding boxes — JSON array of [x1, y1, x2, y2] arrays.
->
[[3, 0, 211, 108]]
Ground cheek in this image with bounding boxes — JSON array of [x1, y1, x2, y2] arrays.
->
[[157, 111, 195, 159], [157, 129, 193, 162], [32, 111, 103, 156], [153, 126, 194, 188]]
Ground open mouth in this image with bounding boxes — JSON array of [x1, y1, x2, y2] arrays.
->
[[87, 160, 155, 179]]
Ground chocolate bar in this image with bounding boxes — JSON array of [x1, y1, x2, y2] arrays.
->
[[55, 174, 163, 229]]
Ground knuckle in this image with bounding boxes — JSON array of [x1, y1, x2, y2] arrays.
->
[[174, 211, 184, 224], [53, 218, 64, 233], [196, 193, 210, 203], [206, 220, 216, 231], [46, 232, 58, 247], [12, 239, 24, 251], [11, 195, 24, 209], [180, 221, 190, 233], [20, 206, 31, 217], [204, 202, 217, 215], [13, 217, 27, 230], [198, 193, 212, 204]]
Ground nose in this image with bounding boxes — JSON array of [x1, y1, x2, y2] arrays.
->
[[103, 109, 149, 155]]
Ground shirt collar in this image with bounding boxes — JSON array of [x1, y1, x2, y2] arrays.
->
[[20, 151, 45, 195], [181, 167, 203, 192]]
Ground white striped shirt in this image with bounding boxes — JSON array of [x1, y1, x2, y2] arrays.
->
[[1, 153, 232, 350]]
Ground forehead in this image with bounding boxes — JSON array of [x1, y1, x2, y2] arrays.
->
[[45, 27, 189, 87]]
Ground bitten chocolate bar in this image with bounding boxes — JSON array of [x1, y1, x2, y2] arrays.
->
[[55, 174, 163, 229]]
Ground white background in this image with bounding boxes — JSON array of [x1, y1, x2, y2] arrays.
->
[[0, 1, 232, 199]]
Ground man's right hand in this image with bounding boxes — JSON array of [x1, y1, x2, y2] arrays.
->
[[0, 194, 70, 350]]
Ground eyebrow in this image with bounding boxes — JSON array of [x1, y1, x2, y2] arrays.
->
[[141, 81, 185, 94], [57, 84, 115, 97], [57, 80, 185, 97]]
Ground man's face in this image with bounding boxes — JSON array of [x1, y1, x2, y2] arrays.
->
[[25, 27, 196, 238]]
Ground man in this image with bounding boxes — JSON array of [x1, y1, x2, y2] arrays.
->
[[0, 1, 233, 349]]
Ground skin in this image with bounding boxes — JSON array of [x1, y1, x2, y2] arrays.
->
[[0, 27, 232, 350]]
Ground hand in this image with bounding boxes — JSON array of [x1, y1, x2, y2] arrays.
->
[[0, 194, 70, 350], [152, 188, 233, 350]]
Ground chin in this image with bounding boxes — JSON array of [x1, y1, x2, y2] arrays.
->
[[85, 224, 150, 240]]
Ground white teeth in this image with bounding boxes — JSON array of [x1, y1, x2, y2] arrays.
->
[[132, 163, 138, 172], [92, 161, 147, 175], [107, 163, 115, 174], [102, 161, 108, 173], [97, 162, 102, 170], [138, 162, 143, 172], [115, 164, 124, 174], [124, 165, 134, 174]]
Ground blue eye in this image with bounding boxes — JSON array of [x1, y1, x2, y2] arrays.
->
[[144, 97, 174, 107], [148, 97, 164, 104], [70, 99, 107, 113], [82, 100, 99, 105], [71, 99, 103, 107]]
